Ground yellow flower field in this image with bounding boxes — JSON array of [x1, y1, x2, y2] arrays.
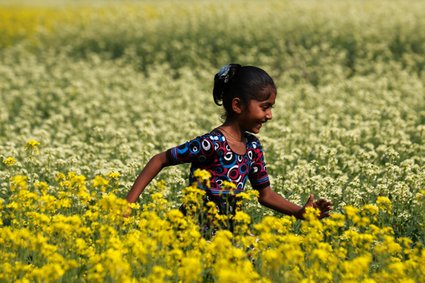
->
[[1, 0, 424, 282], [1, 169, 425, 282]]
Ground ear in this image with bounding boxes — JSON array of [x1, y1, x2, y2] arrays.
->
[[231, 98, 244, 114]]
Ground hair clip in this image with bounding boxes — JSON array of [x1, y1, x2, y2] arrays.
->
[[217, 64, 232, 83]]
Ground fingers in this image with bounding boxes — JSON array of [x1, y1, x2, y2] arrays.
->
[[315, 199, 332, 208], [304, 195, 333, 219], [318, 211, 331, 219], [313, 198, 332, 219]]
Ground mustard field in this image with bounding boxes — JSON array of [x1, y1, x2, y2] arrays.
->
[[1, 0, 424, 282]]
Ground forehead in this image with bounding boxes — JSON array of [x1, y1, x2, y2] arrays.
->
[[258, 88, 276, 104], [248, 91, 276, 109]]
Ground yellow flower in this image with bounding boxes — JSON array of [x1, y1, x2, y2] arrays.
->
[[26, 139, 40, 147], [262, 249, 280, 266], [107, 171, 121, 180], [69, 172, 86, 188], [312, 247, 330, 262], [57, 198, 72, 209], [254, 215, 295, 234], [25, 139, 41, 154], [342, 255, 372, 281], [233, 211, 251, 234], [10, 175, 28, 191], [2, 156, 16, 167], [374, 235, 402, 255], [29, 263, 65, 282], [181, 185, 206, 215], [213, 230, 233, 244], [193, 168, 212, 188], [92, 175, 109, 191], [34, 181, 49, 194], [146, 266, 172, 282], [345, 205, 361, 223], [206, 201, 219, 216], [236, 190, 259, 201], [178, 256, 202, 282], [39, 194, 58, 213], [233, 211, 251, 225], [361, 204, 379, 218], [87, 263, 105, 282], [54, 172, 65, 182], [167, 209, 184, 221], [222, 180, 236, 190], [376, 196, 392, 212], [304, 206, 321, 220]]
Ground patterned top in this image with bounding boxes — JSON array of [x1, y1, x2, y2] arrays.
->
[[166, 129, 270, 195]]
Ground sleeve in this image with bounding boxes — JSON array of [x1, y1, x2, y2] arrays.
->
[[166, 133, 216, 165], [248, 139, 270, 190]]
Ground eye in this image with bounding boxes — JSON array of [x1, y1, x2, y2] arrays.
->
[[261, 104, 273, 110]]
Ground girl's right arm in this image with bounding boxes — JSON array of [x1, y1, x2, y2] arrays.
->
[[126, 151, 170, 203]]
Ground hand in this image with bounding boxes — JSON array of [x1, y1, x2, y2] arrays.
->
[[122, 203, 133, 218], [300, 194, 332, 219]]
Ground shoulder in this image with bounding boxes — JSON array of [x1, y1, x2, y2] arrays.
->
[[207, 128, 225, 142], [245, 132, 263, 148], [186, 129, 222, 142], [170, 130, 220, 160], [186, 129, 223, 152], [245, 133, 267, 161], [192, 129, 224, 147]]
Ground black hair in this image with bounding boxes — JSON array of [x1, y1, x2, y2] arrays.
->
[[213, 64, 276, 119]]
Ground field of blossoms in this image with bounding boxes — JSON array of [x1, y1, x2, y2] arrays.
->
[[1, 0, 425, 282]]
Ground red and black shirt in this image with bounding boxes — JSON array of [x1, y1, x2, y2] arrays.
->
[[166, 128, 270, 195]]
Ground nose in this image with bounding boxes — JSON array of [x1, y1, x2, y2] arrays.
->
[[266, 109, 272, 120]]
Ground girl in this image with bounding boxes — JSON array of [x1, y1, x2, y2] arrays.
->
[[126, 64, 332, 221]]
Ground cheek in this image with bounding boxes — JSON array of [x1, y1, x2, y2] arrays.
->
[[244, 102, 265, 120], [255, 108, 265, 118]]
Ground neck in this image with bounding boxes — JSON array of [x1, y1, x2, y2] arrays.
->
[[219, 120, 245, 142]]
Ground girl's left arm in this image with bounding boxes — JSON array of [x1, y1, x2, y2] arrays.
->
[[258, 186, 332, 219]]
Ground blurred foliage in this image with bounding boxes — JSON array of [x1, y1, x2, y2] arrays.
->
[[1, 0, 425, 83]]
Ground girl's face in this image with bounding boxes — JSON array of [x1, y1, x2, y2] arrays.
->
[[239, 90, 276, 134]]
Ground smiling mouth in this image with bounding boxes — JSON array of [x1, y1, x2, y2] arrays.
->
[[252, 121, 267, 131]]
